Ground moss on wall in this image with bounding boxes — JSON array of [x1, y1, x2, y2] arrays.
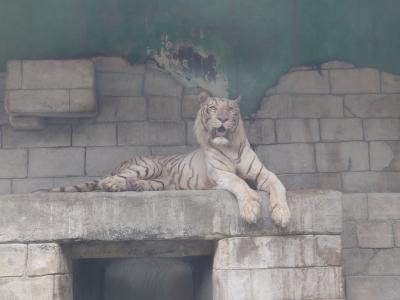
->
[[1, 0, 399, 115]]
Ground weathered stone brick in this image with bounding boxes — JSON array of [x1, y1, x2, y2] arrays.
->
[[0, 101, 9, 125], [0, 180, 11, 195], [395, 221, 400, 247], [342, 194, 368, 221], [96, 72, 143, 96], [0, 149, 27, 178], [356, 221, 394, 248], [6, 89, 69, 114], [5, 60, 22, 89], [186, 120, 198, 145], [69, 89, 97, 114], [244, 119, 275, 144], [148, 96, 181, 121], [182, 94, 201, 119], [12, 178, 54, 194], [320, 118, 363, 141], [342, 221, 358, 248], [0, 244, 27, 276], [364, 118, 400, 140], [54, 274, 73, 300], [330, 68, 380, 93], [3, 125, 71, 148], [97, 96, 147, 122], [93, 57, 145, 74], [370, 141, 400, 171], [342, 248, 374, 275], [314, 235, 341, 266], [72, 123, 116, 146], [0, 73, 5, 99], [347, 276, 400, 300], [27, 243, 63, 275], [382, 72, 400, 93], [312, 191, 343, 233], [256, 95, 292, 118], [342, 171, 400, 193], [22, 60, 94, 89], [86, 146, 150, 176], [368, 193, 400, 220], [280, 173, 342, 190], [0, 276, 53, 300], [321, 60, 355, 69], [144, 68, 183, 97], [29, 148, 84, 177], [276, 119, 319, 143], [256, 144, 315, 174], [118, 121, 185, 146], [150, 146, 195, 156], [276, 70, 330, 94], [365, 248, 400, 275], [345, 94, 400, 117], [316, 142, 369, 172], [8, 115, 45, 130]]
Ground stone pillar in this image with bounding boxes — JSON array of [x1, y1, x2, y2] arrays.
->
[[213, 236, 344, 300], [0, 243, 72, 300]]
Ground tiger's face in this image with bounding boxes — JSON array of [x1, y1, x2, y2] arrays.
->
[[196, 93, 242, 146]]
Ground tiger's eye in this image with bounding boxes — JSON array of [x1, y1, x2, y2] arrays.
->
[[208, 106, 216, 112]]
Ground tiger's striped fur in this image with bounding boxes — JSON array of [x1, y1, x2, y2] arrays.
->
[[51, 92, 290, 227]]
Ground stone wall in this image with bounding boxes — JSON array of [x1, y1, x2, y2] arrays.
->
[[0, 58, 399, 194]]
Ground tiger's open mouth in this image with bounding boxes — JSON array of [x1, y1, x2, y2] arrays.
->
[[214, 125, 227, 138]]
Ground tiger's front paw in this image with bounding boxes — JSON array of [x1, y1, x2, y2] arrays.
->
[[239, 191, 261, 224], [270, 201, 290, 228], [99, 176, 127, 192]]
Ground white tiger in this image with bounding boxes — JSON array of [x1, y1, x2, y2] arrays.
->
[[51, 92, 290, 227]]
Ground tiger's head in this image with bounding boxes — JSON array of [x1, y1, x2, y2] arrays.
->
[[194, 92, 246, 148]]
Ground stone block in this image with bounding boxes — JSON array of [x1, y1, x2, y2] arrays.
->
[[69, 89, 97, 114], [342, 193, 368, 221], [0, 180, 11, 195], [316, 142, 369, 172], [213, 269, 252, 300], [342, 221, 358, 248], [364, 248, 400, 275], [6, 89, 70, 114], [364, 118, 400, 140], [256, 94, 343, 118], [330, 68, 380, 93], [342, 171, 400, 193], [144, 68, 183, 97], [280, 173, 342, 191], [244, 119, 275, 144], [0, 149, 27, 178], [97, 96, 147, 122], [370, 141, 400, 171], [320, 118, 363, 141], [86, 146, 150, 176], [367, 193, 400, 220], [0, 276, 53, 300], [214, 236, 315, 269], [6, 60, 22, 89], [27, 243, 63, 275], [395, 221, 400, 247], [256, 144, 315, 174], [276, 119, 319, 143], [342, 248, 375, 275], [276, 70, 330, 94], [314, 235, 341, 266], [0, 101, 9, 125], [382, 72, 400, 93], [186, 120, 198, 145], [12, 178, 54, 194], [96, 72, 143, 96], [182, 94, 201, 119], [3, 125, 71, 148], [345, 94, 400, 117], [356, 221, 394, 248], [29, 148, 84, 177], [321, 60, 355, 69], [22, 60, 94, 89], [118, 121, 186, 146], [150, 146, 195, 156], [312, 191, 343, 233], [93, 57, 145, 74], [347, 276, 400, 300], [54, 275, 73, 300], [0, 244, 27, 276], [72, 123, 116, 146], [8, 115, 45, 130], [148, 96, 181, 121]]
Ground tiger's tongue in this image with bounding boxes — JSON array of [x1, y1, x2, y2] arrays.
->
[[216, 127, 226, 137]]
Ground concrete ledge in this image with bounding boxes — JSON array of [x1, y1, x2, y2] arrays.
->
[[0, 190, 342, 243]]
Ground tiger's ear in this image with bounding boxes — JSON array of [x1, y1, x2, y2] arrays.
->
[[234, 95, 241, 103], [198, 91, 210, 103]]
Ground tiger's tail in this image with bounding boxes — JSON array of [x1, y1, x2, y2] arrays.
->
[[44, 180, 100, 192]]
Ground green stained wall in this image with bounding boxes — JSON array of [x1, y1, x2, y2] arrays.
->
[[1, 0, 400, 116]]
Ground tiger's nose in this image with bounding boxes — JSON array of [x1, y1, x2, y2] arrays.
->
[[218, 116, 228, 123]]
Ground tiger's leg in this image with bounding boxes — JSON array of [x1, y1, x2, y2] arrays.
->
[[99, 157, 163, 192], [126, 179, 168, 191]]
